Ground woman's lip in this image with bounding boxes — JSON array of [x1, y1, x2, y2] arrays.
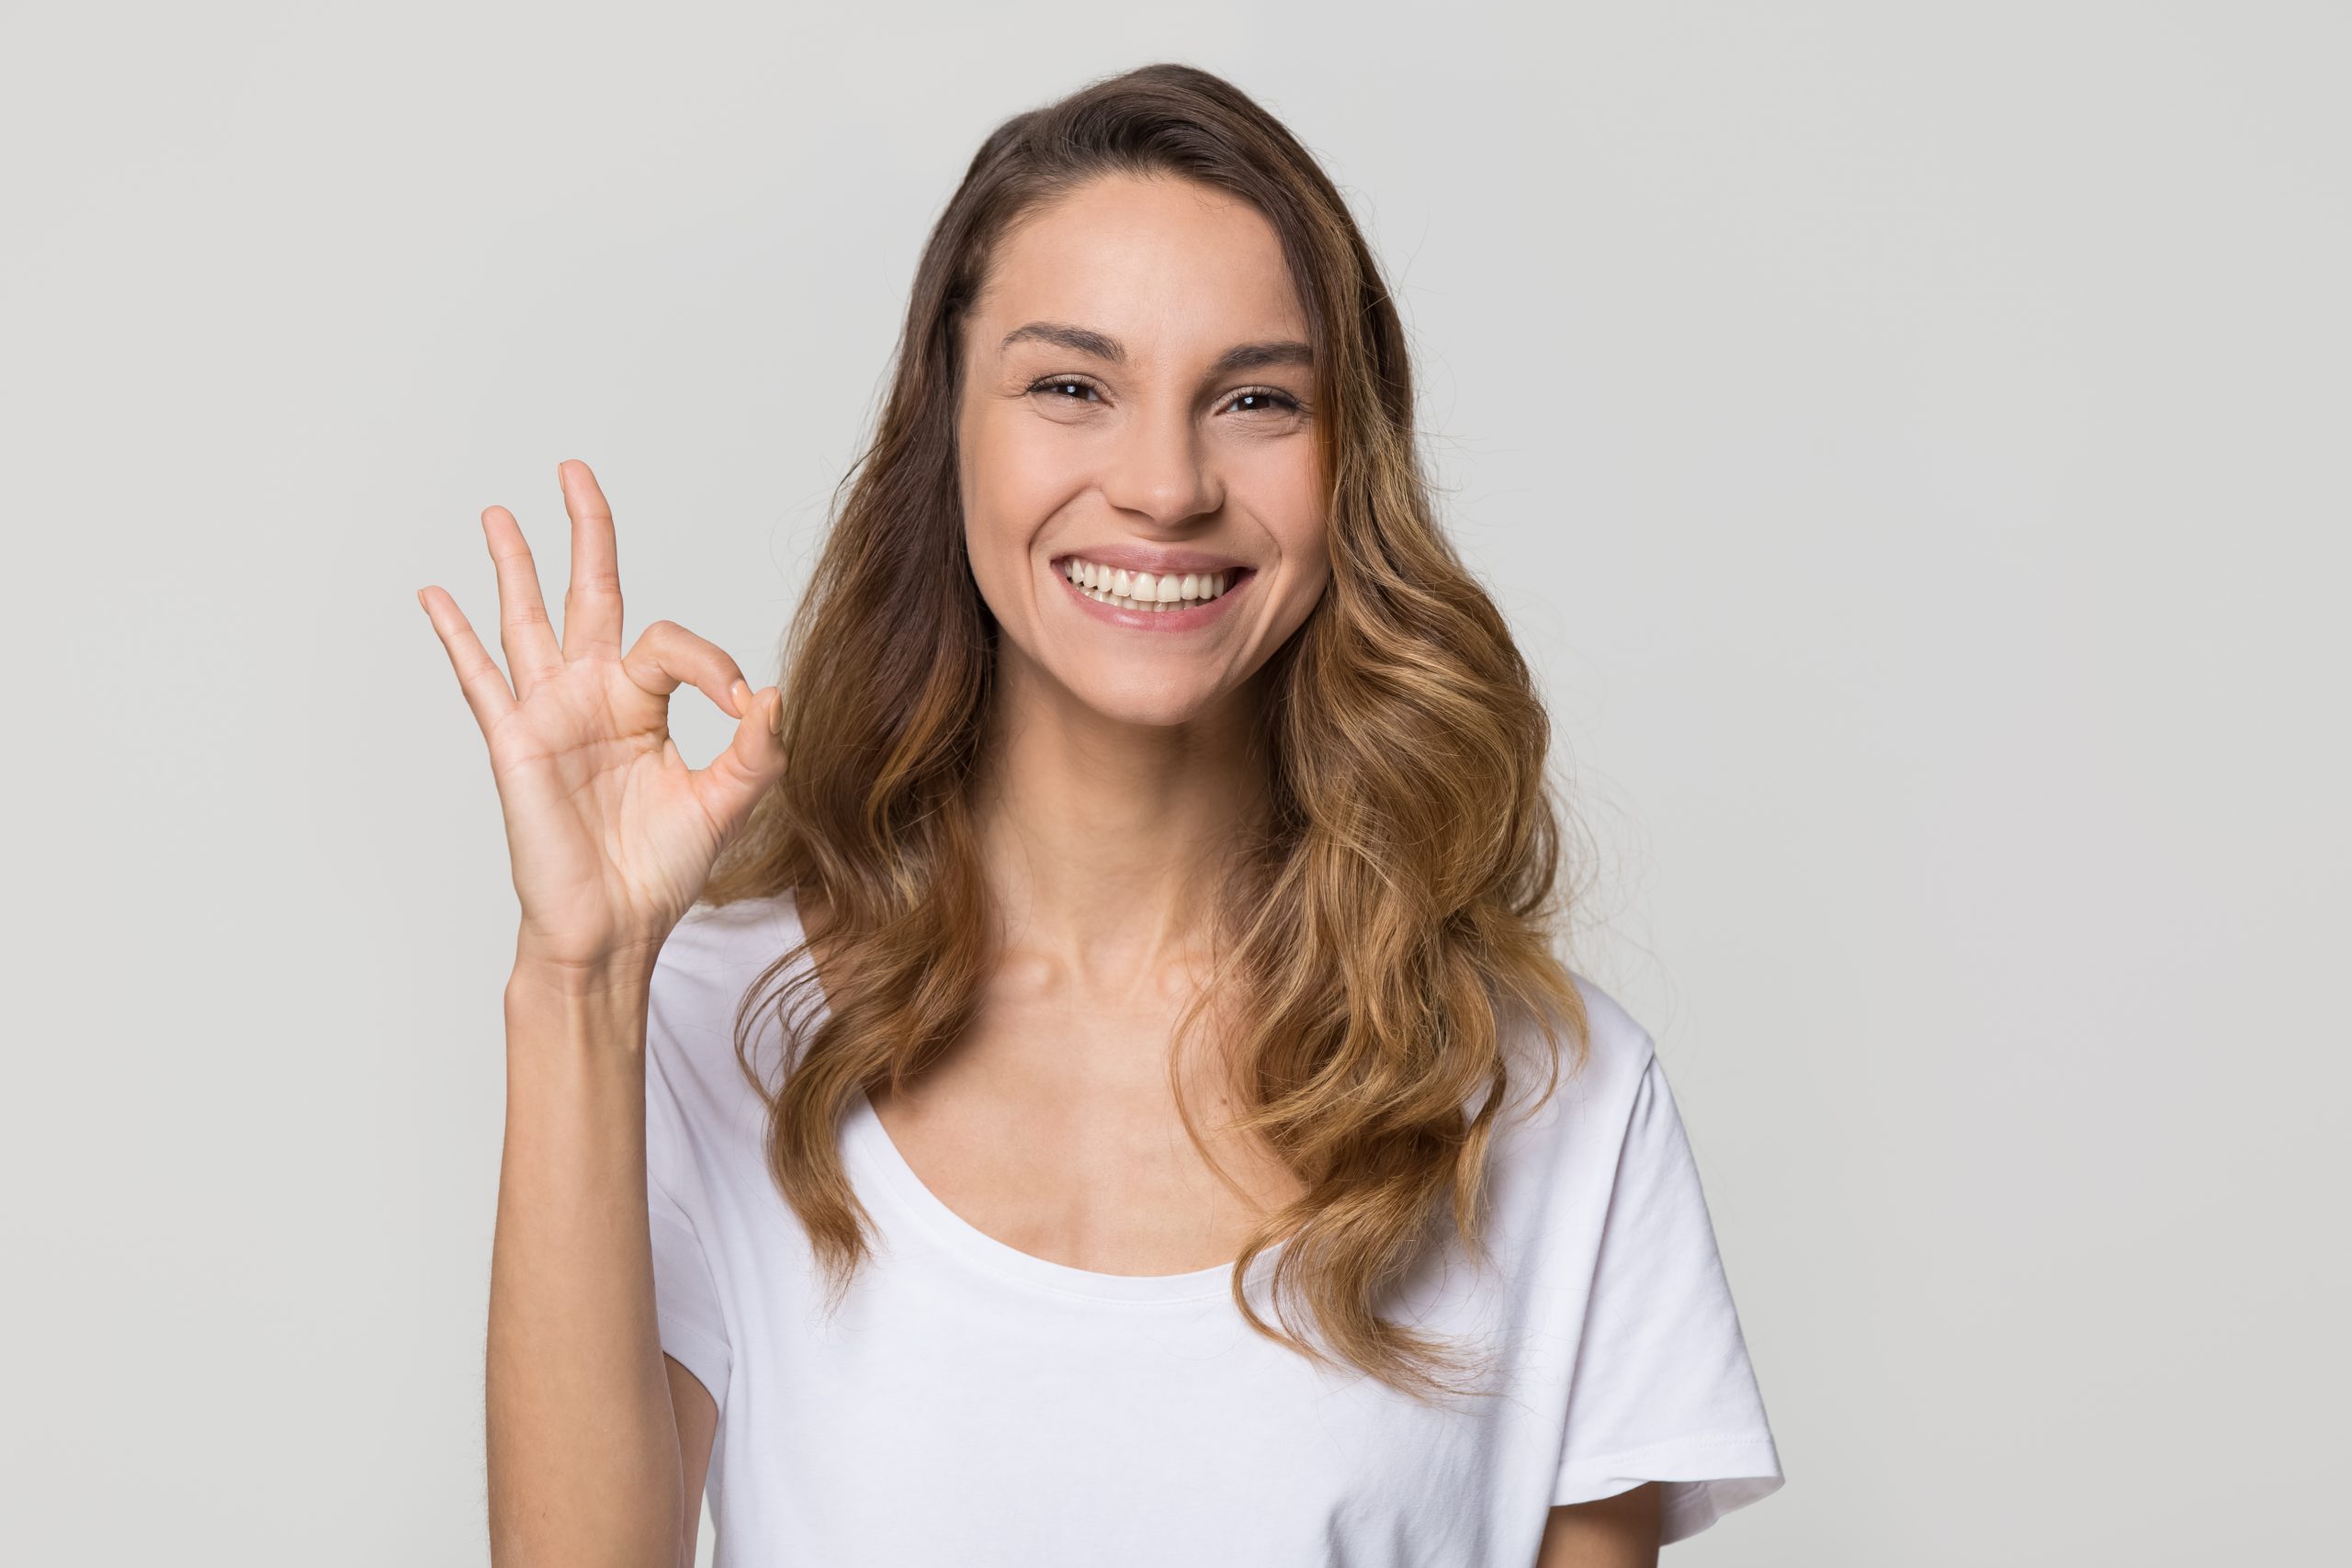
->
[[1048, 552, 1252, 576], [1051, 562, 1255, 632]]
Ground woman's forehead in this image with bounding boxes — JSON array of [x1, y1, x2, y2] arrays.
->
[[973, 178, 1307, 355]]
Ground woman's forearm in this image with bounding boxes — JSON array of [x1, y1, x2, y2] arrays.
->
[[485, 962, 684, 1568]]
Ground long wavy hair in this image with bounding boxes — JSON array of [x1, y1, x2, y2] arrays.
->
[[702, 61, 1594, 1404]]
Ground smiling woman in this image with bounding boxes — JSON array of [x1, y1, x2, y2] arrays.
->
[[434, 60, 1783, 1568], [957, 174, 1332, 720]]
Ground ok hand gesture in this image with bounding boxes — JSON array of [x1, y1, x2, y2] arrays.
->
[[418, 459, 788, 978]]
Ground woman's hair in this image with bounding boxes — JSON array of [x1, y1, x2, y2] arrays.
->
[[703, 61, 1593, 1403]]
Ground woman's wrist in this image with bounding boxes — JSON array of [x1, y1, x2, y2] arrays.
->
[[505, 950, 657, 1010]]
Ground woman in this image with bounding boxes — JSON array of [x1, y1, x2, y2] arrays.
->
[[423, 63, 1783, 1567]]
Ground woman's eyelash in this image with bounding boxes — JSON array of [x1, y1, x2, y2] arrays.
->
[[1025, 377, 1104, 402], [1023, 376, 1303, 415], [1222, 387, 1305, 415]]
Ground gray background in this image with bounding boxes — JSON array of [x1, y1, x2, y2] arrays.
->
[[6, 5, 2344, 1563]]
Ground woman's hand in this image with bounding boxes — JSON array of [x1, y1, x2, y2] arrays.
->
[[418, 459, 788, 978]]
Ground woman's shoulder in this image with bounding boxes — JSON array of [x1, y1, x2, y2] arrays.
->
[[1564, 969, 1660, 1083], [1487, 968, 1661, 1141], [657, 887, 808, 979], [644, 889, 812, 1101], [646, 890, 807, 1047]]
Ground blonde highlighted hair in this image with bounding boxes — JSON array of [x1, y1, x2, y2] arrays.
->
[[703, 61, 1593, 1403]]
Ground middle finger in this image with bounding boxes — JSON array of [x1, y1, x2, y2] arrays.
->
[[480, 504, 566, 698]]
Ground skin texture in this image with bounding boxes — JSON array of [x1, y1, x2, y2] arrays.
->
[[828, 170, 1334, 1286], [668, 1358, 718, 1564], [1535, 1482, 1665, 1567], [954, 171, 1330, 964], [660, 174, 1660, 1562], [426, 457, 794, 1568]]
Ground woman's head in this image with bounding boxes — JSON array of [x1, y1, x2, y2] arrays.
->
[[709, 63, 1592, 1403], [859, 62, 1438, 746], [956, 170, 1329, 734]]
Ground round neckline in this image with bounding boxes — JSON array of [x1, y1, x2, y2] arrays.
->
[[782, 891, 1293, 1304], [844, 1087, 1292, 1304]]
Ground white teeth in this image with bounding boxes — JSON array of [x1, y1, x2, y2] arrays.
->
[[1060, 556, 1235, 613]]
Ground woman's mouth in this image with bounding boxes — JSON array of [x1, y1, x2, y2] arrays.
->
[[1050, 554, 1256, 633]]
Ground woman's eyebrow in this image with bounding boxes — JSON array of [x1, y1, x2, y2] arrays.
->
[[999, 321, 1313, 378]]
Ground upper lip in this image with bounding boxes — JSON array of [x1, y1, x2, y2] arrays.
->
[[1049, 545, 1253, 576]]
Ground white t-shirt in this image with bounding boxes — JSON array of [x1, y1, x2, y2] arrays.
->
[[644, 892, 1783, 1563]]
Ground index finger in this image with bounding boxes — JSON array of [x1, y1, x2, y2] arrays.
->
[[555, 458, 625, 661]]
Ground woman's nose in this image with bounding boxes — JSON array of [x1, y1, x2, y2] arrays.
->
[[1098, 407, 1222, 527]]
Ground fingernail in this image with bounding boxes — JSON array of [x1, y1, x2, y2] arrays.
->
[[768, 691, 785, 739], [730, 678, 751, 716]]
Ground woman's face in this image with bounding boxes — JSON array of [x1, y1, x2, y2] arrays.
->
[[956, 173, 1330, 731]]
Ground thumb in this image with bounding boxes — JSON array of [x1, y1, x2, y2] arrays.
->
[[690, 682, 790, 840]]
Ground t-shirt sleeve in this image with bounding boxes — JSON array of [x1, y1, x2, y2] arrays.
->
[[643, 955, 735, 1411], [1550, 1048, 1785, 1544]]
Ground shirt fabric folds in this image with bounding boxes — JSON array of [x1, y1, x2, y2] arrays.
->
[[644, 892, 1783, 1563]]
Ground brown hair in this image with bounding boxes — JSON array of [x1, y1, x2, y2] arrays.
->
[[703, 61, 1593, 1403]]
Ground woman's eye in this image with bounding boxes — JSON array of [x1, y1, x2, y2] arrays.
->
[[1223, 388, 1303, 416], [1024, 378, 1305, 418]]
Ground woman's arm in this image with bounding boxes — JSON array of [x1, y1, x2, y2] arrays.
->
[[1534, 1483, 1665, 1568], [487, 965, 686, 1568], [666, 1357, 720, 1564], [419, 459, 788, 1567]]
